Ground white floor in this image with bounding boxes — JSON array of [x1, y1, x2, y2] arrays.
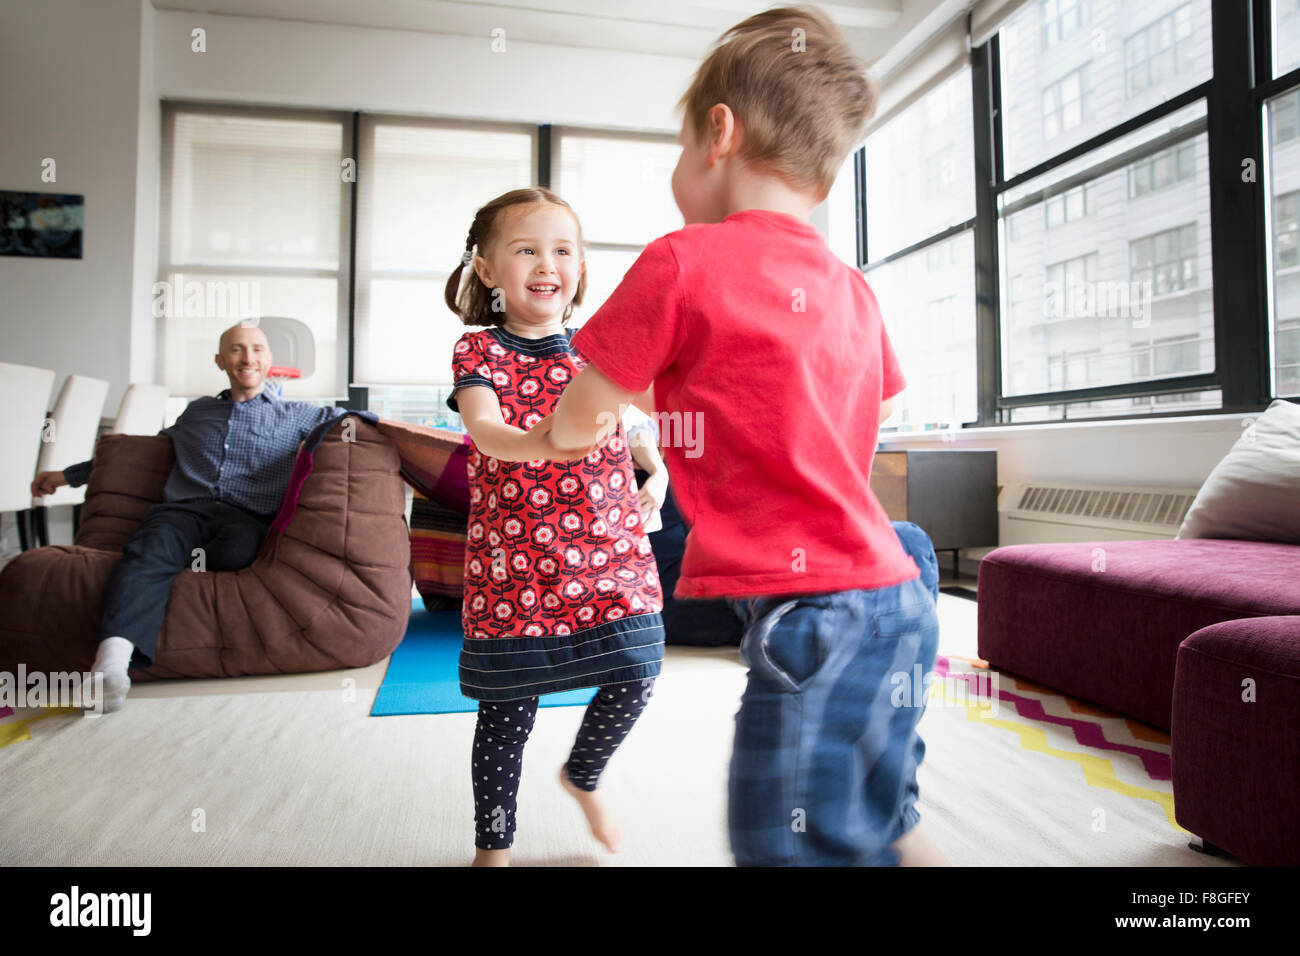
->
[[0, 585, 1240, 867]]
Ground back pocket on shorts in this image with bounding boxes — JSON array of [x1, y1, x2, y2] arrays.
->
[[747, 597, 834, 691]]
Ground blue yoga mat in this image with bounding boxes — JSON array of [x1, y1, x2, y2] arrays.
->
[[370, 600, 596, 716]]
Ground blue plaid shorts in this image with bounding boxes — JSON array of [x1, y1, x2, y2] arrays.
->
[[726, 573, 939, 866]]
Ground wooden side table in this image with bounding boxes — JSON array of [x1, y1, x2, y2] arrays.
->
[[870, 448, 998, 577]]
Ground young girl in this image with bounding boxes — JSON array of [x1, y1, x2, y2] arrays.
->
[[443, 187, 665, 867]]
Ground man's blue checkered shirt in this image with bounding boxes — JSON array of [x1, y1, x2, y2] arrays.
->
[[64, 388, 345, 520]]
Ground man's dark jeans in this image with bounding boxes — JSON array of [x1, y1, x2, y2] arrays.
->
[[100, 499, 270, 666]]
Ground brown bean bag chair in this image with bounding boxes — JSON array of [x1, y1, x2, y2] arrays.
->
[[0, 418, 415, 680]]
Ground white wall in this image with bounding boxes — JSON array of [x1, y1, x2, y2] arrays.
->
[[131, 0, 160, 387], [0, 0, 159, 416], [0, 0, 159, 555], [883, 410, 1256, 571], [883, 412, 1252, 490], [153, 10, 697, 132]]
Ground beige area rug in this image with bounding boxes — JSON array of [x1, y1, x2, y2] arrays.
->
[[0, 592, 1241, 867]]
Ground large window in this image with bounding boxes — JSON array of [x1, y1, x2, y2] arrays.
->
[[1043, 64, 1092, 140], [998, 92, 1214, 417], [1274, 0, 1300, 77], [1131, 223, 1198, 295], [855, 1, 1300, 426], [856, 0, 1300, 426], [1268, 86, 1300, 396], [864, 68, 974, 260], [862, 67, 977, 429], [354, 121, 534, 428], [159, 105, 351, 400], [999, 0, 1212, 180], [1277, 319, 1300, 394], [1127, 141, 1196, 197], [1042, 0, 1083, 48], [991, 0, 1300, 420], [867, 233, 979, 428], [162, 109, 683, 426], [359, 126, 678, 426], [1045, 183, 1095, 227], [1276, 190, 1299, 269], [554, 130, 681, 325], [1125, 3, 1197, 97], [354, 118, 536, 392]]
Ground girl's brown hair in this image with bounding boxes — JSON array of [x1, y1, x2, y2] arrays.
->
[[444, 187, 587, 327]]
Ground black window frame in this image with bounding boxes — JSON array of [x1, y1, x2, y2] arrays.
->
[[856, 0, 1300, 428]]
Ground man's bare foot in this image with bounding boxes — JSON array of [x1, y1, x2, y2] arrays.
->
[[559, 765, 621, 852], [472, 848, 510, 867]]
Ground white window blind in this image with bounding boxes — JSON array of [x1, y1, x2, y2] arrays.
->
[[866, 18, 969, 136], [353, 117, 535, 386], [158, 104, 350, 399], [553, 129, 681, 325]]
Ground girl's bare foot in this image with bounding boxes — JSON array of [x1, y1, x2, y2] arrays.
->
[[558, 765, 621, 853], [472, 848, 511, 867]]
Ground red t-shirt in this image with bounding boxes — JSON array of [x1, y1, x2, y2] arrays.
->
[[570, 208, 919, 601]]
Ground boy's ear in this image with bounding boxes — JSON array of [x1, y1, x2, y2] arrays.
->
[[707, 103, 738, 161]]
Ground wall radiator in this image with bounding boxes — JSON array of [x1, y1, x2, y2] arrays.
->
[[992, 482, 1200, 547]]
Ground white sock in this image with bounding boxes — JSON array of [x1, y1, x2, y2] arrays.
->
[[94, 636, 135, 674], [89, 637, 135, 714]]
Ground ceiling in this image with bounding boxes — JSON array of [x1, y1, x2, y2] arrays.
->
[[148, 0, 953, 63]]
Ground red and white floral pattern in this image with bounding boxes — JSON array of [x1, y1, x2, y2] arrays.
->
[[452, 329, 663, 641]]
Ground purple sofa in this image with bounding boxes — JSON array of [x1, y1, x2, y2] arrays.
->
[[978, 538, 1300, 865]]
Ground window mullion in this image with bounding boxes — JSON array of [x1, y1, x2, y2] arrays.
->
[[346, 110, 365, 411], [973, 35, 1002, 426], [1208, 0, 1269, 409]]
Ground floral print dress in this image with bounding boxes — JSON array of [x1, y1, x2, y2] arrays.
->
[[446, 325, 665, 702]]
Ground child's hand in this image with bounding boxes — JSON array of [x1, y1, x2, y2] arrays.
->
[[637, 470, 667, 523], [529, 414, 604, 461]]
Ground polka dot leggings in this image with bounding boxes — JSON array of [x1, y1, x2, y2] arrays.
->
[[472, 679, 655, 851]]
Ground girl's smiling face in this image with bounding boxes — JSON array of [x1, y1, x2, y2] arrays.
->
[[473, 202, 585, 334]]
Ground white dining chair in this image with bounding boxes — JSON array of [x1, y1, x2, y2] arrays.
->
[[0, 362, 56, 551], [111, 383, 168, 435], [30, 374, 110, 544]]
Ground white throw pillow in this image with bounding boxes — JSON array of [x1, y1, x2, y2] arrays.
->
[[1176, 399, 1300, 542]]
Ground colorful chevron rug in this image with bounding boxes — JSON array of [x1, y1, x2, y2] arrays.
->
[[931, 652, 1178, 830]]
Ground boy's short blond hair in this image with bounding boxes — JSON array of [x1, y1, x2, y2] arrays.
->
[[679, 5, 876, 197]]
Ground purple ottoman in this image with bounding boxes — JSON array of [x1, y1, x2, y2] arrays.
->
[[977, 539, 1300, 730], [1172, 616, 1300, 866]]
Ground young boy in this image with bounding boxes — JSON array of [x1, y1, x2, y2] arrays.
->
[[537, 5, 948, 866]]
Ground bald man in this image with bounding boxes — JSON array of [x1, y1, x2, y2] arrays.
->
[[31, 324, 348, 712]]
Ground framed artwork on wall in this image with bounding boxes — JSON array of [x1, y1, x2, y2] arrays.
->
[[0, 190, 84, 258]]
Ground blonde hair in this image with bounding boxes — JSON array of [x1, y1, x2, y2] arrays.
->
[[679, 5, 876, 196], [444, 187, 587, 327]]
